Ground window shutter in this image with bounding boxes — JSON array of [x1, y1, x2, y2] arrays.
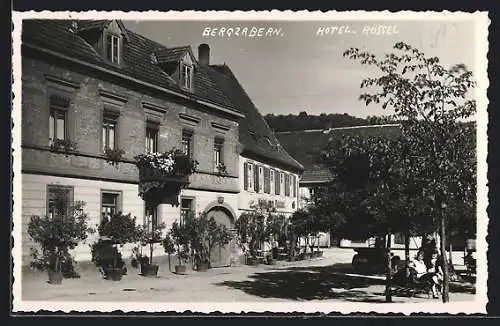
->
[[264, 167, 270, 194], [244, 162, 248, 190], [292, 175, 296, 197], [254, 165, 259, 192], [275, 170, 280, 195], [285, 174, 290, 197]]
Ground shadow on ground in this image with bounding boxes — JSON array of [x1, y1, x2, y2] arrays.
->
[[216, 263, 389, 302], [216, 263, 476, 302]]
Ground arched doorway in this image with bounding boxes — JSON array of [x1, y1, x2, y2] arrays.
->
[[205, 206, 234, 268]]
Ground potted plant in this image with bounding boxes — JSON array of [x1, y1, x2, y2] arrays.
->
[[135, 221, 166, 277], [91, 212, 140, 281], [27, 200, 93, 284], [215, 162, 228, 177], [104, 147, 125, 168], [50, 138, 78, 156], [189, 212, 232, 272], [169, 220, 190, 274], [162, 232, 176, 273]]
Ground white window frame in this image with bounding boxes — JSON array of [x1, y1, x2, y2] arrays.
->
[[270, 169, 275, 195], [247, 162, 254, 192], [258, 166, 264, 193], [181, 63, 193, 90], [106, 33, 121, 64], [280, 172, 284, 196], [100, 190, 122, 221]]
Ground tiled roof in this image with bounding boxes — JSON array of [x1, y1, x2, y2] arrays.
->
[[276, 124, 402, 184], [155, 46, 191, 63], [207, 65, 304, 172], [21, 19, 303, 172], [76, 20, 111, 31], [21, 19, 239, 113]]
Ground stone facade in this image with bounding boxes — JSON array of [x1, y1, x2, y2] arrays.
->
[[20, 54, 241, 265]]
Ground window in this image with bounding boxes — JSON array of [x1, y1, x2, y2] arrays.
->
[[258, 166, 264, 193], [246, 163, 254, 191], [144, 201, 159, 232], [102, 112, 118, 151], [270, 170, 275, 195], [180, 197, 194, 225], [49, 109, 66, 144], [101, 191, 120, 220], [285, 174, 290, 197], [181, 63, 193, 90], [182, 129, 193, 157], [264, 167, 270, 194], [145, 122, 159, 153], [47, 185, 74, 220], [106, 34, 120, 64], [214, 137, 224, 171], [49, 94, 70, 145], [275, 170, 281, 195], [280, 173, 284, 195]]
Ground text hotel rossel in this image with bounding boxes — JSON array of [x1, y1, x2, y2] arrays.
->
[[202, 24, 399, 38], [201, 24, 399, 38]]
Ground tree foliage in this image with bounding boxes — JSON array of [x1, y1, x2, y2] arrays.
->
[[28, 201, 94, 275], [341, 42, 477, 302], [264, 112, 380, 132]]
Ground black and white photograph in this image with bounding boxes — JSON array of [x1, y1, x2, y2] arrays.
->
[[11, 10, 489, 314]]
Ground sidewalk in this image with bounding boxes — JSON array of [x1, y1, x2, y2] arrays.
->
[[19, 248, 476, 303]]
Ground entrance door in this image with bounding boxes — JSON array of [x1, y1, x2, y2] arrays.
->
[[206, 208, 233, 268]]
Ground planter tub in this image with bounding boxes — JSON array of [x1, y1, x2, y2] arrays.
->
[[174, 265, 187, 275], [104, 268, 124, 281], [48, 270, 63, 285], [140, 264, 159, 277], [197, 262, 210, 272]]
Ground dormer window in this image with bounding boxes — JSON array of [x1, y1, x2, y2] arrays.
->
[[105, 33, 121, 64], [181, 63, 193, 90], [76, 20, 129, 66]]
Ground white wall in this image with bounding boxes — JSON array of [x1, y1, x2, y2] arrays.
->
[[20, 173, 239, 264], [238, 155, 300, 216]]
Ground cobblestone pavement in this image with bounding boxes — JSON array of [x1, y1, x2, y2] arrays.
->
[[20, 248, 476, 304]]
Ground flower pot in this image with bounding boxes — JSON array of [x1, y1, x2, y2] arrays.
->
[[104, 267, 124, 281], [197, 261, 210, 272], [174, 265, 187, 275], [317, 251, 324, 257], [140, 264, 159, 277], [48, 270, 63, 285], [266, 257, 276, 265]]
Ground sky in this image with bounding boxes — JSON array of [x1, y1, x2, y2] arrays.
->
[[123, 19, 477, 119]]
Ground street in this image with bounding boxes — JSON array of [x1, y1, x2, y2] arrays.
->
[[21, 248, 475, 303]]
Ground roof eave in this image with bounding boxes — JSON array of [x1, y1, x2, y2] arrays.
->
[[23, 42, 245, 120], [240, 148, 304, 173]]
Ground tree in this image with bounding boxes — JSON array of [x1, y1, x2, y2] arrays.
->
[[344, 42, 477, 302]]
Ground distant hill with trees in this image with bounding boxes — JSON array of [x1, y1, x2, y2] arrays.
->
[[264, 111, 396, 132]]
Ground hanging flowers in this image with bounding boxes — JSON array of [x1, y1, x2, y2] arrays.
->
[[134, 149, 199, 202]]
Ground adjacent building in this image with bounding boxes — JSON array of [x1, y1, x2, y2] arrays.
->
[[20, 19, 303, 267], [275, 124, 410, 248]]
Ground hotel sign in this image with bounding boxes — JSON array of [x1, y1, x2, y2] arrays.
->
[[256, 198, 286, 209]]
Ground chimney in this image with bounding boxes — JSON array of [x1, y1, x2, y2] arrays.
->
[[198, 43, 210, 66]]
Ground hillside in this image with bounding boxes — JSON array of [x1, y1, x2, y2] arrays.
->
[[264, 112, 395, 133]]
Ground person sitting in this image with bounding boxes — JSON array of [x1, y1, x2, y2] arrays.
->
[[409, 251, 441, 298]]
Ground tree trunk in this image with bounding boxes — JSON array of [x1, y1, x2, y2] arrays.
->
[[289, 233, 297, 260], [449, 241, 453, 265], [385, 232, 392, 303], [149, 241, 153, 265], [404, 230, 410, 281], [440, 214, 450, 302]]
